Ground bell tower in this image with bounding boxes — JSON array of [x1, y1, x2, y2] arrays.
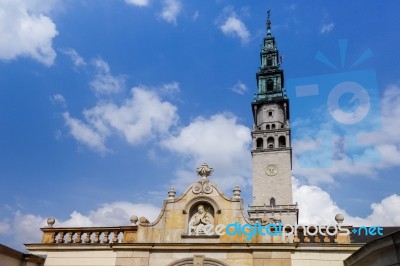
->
[[248, 11, 298, 225]]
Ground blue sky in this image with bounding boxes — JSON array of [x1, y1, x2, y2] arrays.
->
[[0, 0, 400, 251]]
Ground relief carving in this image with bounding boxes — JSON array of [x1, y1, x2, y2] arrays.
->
[[188, 203, 214, 235]]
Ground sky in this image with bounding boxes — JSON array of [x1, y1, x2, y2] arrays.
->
[[0, 0, 400, 251]]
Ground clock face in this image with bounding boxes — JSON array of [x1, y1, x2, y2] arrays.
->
[[265, 164, 278, 176]]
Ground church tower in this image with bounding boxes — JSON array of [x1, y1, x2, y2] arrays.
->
[[248, 11, 298, 225]]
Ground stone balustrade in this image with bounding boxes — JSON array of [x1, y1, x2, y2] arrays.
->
[[248, 204, 299, 211], [39, 224, 350, 245], [41, 226, 137, 244], [290, 226, 350, 244]]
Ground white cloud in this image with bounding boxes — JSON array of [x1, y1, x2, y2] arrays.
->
[[231, 81, 248, 95], [60, 48, 86, 67], [63, 112, 108, 154], [59, 202, 160, 227], [12, 211, 47, 244], [50, 94, 67, 107], [0, 0, 58, 66], [292, 85, 400, 184], [161, 113, 252, 191], [293, 178, 400, 226], [85, 87, 178, 144], [162, 81, 180, 95], [160, 0, 181, 25], [125, 0, 150, 7], [320, 22, 335, 34], [63, 87, 178, 152], [220, 14, 250, 44], [90, 58, 125, 95]]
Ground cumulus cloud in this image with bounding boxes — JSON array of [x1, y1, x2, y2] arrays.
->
[[90, 58, 126, 95], [0, 0, 58, 66], [59, 202, 160, 227], [320, 22, 335, 34], [125, 0, 150, 7], [161, 113, 252, 191], [64, 87, 178, 152], [160, 0, 181, 25], [292, 85, 400, 184], [60, 48, 86, 67], [85, 87, 178, 144], [219, 11, 250, 44], [231, 81, 248, 95], [293, 179, 400, 226]]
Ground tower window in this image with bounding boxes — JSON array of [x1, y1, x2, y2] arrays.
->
[[279, 136, 286, 148], [266, 124, 270, 130], [267, 137, 274, 148], [267, 57, 272, 66], [256, 138, 263, 149], [268, 111, 273, 117], [272, 124, 276, 129], [270, 197, 276, 207], [267, 79, 274, 92]]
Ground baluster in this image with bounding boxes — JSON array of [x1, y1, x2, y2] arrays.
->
[[85, 232, 92, 244], [75, 232, 82, 243], [112, 231, 119, 243], [304, 233, 310, 243], [103, 231, 110, 243], [66, 232, 73, 243], [93, 232, 100, 244], [314, 234, 321, 243], [51, 231, 57, 243], [58, 232, 65, 243], [293, 235, 300, 243], [323, 229, 330, 243]]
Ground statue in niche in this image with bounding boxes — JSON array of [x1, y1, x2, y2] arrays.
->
[[188, 204, 214, 235]]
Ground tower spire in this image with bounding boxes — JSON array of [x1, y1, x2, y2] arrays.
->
[[267, 9, 271, 35], [248, 10, 298, 225]]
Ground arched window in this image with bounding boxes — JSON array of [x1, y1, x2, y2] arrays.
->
[[272, 124, 276, 129], [267, 137, 274, 149], [256, 138, 263, 149], [266, 124, 270, 130], [267, 79, 274, 92], [279, 136, 286, 147], [270, 197, 276, 207], [268, 111, 273, 117], [267, 56, 273, 66]]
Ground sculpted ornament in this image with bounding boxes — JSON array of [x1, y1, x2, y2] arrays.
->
[[193, 163, 214, 194]]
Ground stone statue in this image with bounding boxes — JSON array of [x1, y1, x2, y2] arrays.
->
[[189, 204, 214, 235]]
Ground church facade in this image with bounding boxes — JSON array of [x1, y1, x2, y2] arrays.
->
[[26, 13, 364, 266]]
